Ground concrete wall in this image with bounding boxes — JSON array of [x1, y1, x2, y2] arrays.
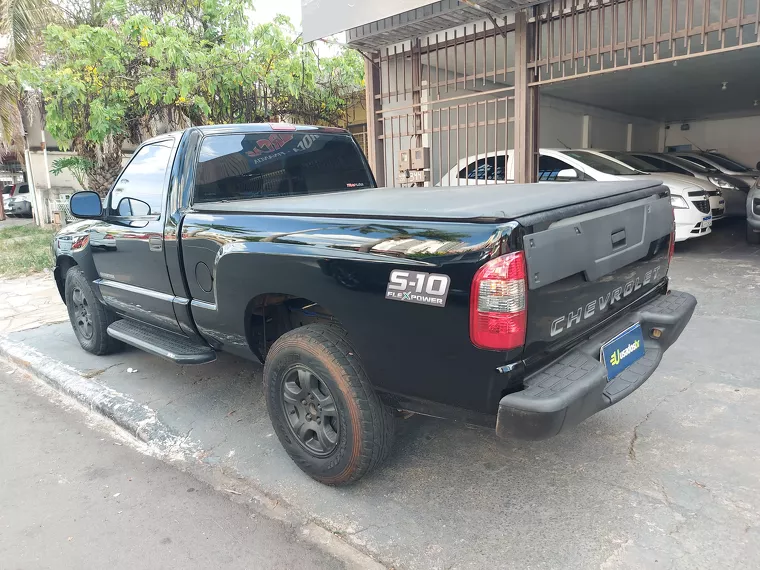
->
[[28, 152, 83, 191], [27, 151, 131, 193], [539, 98, 584, 149], [539, 96, 660, 152], [663, 115, 760, 168]]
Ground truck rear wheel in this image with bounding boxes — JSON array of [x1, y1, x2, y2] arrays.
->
[[264, 324, 395, 485], [65, 267, 122, 355]]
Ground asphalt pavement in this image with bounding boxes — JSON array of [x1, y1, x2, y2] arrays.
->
[[0, 366, 345, 570]]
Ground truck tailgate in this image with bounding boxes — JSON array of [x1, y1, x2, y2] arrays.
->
[[519, 191, 673, 357]]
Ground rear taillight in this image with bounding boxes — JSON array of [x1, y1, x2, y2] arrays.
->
[[469, 251, 527, 351], [668, 222, 676, 267]]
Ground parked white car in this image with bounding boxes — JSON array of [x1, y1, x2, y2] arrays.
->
[[440, 148, 714, 242], [3, 184, 32, 217]]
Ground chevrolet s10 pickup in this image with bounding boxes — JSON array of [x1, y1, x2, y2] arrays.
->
[[53, 124, 696, 484]]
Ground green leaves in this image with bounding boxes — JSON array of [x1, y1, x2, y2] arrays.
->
[[13, 0, 365, 154], [50, 156, 95, 189]]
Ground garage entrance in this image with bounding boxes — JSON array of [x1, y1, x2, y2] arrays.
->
[[532, 0, 760, 166], [353, 0, 760, 188]]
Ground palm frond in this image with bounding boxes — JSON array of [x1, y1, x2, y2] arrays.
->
[[0, 82, 24, 154], [0, 0, 60, 63]]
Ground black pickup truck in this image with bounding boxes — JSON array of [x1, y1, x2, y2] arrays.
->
[[54, 124, 696, 484]]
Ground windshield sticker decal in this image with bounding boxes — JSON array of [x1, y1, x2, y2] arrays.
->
[[245, 134, 294, 158]]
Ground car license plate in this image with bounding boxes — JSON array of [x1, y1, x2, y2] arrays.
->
[[601, 323, 646, 381], [703, 216, 712, 228]]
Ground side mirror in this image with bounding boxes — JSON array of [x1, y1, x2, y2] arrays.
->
[[69, 191, 103, 219], [556, 168, 579, 181], [116, 197, 152, 217]]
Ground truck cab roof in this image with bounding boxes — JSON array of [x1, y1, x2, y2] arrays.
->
[[140, 124, 349, 146]]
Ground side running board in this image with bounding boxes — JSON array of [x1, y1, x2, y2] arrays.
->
[[107, 319, 216, 365]]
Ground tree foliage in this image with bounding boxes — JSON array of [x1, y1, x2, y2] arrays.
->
[[50, 155, 94, 189], [3, 0, 365, 194], [0, 0, 59, 154]]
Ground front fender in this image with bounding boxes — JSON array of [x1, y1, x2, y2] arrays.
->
[[53, 220, 103, 302]]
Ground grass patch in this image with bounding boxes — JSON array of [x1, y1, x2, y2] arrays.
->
[[0, 224, 55, 277]]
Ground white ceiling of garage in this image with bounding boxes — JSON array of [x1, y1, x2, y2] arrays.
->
[[540, 47, 760, 123]]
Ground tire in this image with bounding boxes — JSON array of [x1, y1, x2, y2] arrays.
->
[[747, 224, 760, 244], [264, 324, 395, 485], [64, 267, 122, 355]]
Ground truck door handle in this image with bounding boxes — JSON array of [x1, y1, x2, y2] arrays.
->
[[611, 229, 626, 248], [149, 236, 163, 252]]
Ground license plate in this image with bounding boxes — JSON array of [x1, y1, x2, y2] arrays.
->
[[601, 323, 646, 381], [703, 216, 712, 228]]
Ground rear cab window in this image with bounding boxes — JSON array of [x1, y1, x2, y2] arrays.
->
[[706, 153, 750, 172], [193, 131, 374, 203], [632, 155, 694, 176], [677, 155, 716, 170]]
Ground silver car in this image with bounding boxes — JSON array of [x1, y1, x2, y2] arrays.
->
[[630, 152, 749, 217], [671, 151, 760, 188]]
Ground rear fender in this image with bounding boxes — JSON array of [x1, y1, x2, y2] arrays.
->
[[181, 214, 516, 414]]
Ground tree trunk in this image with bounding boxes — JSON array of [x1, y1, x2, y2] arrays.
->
[[87, 155, 123, 197], [77, 139, 124, 198]]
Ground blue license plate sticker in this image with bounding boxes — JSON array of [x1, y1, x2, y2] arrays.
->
[[601, 323, 646, 381]]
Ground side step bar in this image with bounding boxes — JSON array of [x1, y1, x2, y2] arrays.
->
[[107, 319, 216, 365]]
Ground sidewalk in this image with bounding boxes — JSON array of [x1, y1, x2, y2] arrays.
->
[[0, 272, 68, 334]]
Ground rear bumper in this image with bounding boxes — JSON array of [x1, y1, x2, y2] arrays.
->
[[496, 290, 696, 440], [7, 200, 32, 215]]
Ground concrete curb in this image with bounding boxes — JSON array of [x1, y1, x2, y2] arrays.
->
[[0, 336, 387, 570], [0, 338, 193, 452]]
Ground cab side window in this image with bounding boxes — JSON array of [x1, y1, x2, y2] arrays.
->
[[538, 155, 579, 181], [109, 142, 173, 217]]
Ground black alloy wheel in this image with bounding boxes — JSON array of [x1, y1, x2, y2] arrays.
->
[[281, 365, 340, 457], [264, 323, 395, 485], [71, 286, 94, 340], [64, 266, 122, 355]]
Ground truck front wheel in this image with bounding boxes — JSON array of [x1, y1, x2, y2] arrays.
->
[[264, 324, 395, 485], [64, 267, 122, 355], [747, 223, 760, 244]]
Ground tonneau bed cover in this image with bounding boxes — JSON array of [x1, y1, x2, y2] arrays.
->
[[193, 180, 667, 222]]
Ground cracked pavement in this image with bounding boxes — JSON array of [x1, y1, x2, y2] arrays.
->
[[3, 219, 760, 569]]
